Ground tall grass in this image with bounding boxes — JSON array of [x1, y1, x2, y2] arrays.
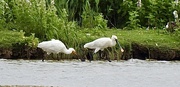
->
[[1, 0, 180, 30], [81, 0, 107, 29], [1, 0, 108, 48]]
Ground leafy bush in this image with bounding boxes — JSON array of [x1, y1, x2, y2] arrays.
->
[[81, 0, 107, 29], [0, 0, 179, 39], [0, 0, 7, 29]]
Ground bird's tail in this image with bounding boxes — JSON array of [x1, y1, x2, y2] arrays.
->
[[84, 42, 92, 48]]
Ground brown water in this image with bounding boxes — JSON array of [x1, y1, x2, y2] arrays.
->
[[0, 59, 180, 87]]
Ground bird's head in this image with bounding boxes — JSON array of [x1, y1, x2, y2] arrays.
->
[[111, 35, 124, 52], [111, 35, 118, 42], [69, 48, 77, 55]]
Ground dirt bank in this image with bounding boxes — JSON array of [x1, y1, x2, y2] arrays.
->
[[131, 43, 180, 60], [0, 43, 180, 60]]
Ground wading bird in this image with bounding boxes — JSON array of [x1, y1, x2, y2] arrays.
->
[[84, 35, 124, 62], [38, 39, 77, 61]]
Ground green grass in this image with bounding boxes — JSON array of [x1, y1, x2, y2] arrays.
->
[[116, 30, 179, 49], [1, 29, 179, 50], [76, 29, 180, 50], [0, 30, 24, 48], [0, 30, 39, 48]]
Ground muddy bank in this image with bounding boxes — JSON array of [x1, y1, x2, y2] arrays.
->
[[131, 43, 180, 60], [0, 43, 180, 61]]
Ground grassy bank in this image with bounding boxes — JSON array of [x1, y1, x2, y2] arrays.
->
[[77, 29, 179, 49], [1, 29, 179, 49], [0, 29, 179, 60]]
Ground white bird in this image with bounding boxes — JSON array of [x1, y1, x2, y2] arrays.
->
[[84, 35, 124, 61], [38, 39, 77, 61], [175, 0, 179, 5], [84, 35, 124, 53], [165, 22, 169, 29], [173, 10, 178, 22]]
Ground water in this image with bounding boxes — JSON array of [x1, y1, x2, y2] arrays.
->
[[0, 59, 180, 87]]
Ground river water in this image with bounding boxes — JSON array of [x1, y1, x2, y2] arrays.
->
[[0, 59, 180, 87]]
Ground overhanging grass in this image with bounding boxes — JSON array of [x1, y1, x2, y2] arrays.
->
[[0, 30, 39, 48], [0, 30, 24, 48], [76, 29, 180, 50]]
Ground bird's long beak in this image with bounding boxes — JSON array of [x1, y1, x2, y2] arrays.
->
[[72, 51, 77, 55], [115, 39, 121, 48], [115, 39, 124, 52]]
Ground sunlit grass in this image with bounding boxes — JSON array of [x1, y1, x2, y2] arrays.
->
[[1, 29, 179, 50], [117, 29, 179, 49], [75, 29, 180, 49], [0, 30, 39, 48], [0, 30, 24, 48]]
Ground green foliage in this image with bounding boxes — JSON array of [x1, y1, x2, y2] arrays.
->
[[81, 0, 107, 29], [1, 0, 79, 41], [23, 33, 39, 48], [94, 13, 108, 29], [0, 0, 7, 29], [1, 0, 180, 30], [11, 0, 48, 38], [82, 12, 107, 29], [0, 30, 39, 48], [125, 11, 140, 29]]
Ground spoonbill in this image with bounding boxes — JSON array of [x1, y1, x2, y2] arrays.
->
[[84, 35, 124, 62], [38, 39, 77, 61]]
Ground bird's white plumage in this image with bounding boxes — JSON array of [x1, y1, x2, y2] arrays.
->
[[38, 39, 75, 55], [173, 10, 178, 19], [84, 35, 118, 53], [165, 22, 169, 28]]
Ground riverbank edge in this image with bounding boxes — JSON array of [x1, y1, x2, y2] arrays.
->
[[0, 42, 179, 61]]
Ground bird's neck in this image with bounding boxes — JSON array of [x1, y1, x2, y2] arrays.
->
[[63, 48, 72, 54], [111, 39, 116, 46]]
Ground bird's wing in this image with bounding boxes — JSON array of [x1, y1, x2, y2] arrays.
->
[[38, 40, 66, 53], [48, 40, 66, 53], [84, 38, 111, 49], [84, 42, 95, 49], [93, 38, 111, 48]]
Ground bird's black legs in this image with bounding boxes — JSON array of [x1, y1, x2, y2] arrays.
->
[[57, 53, 59, 61], [57, 53, 62, 61], [42, 58, 44, 62], [104, 51, 111, 62], [42, 53, 48, 62], [42, 55, 44, 62], [104, 49, 111, 62], [86, 51, 93, 62], [98, 50, 102, 60], [84, 49, 94, 62], [85, 49, 111, 62], [98, 50, 111, 62]]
